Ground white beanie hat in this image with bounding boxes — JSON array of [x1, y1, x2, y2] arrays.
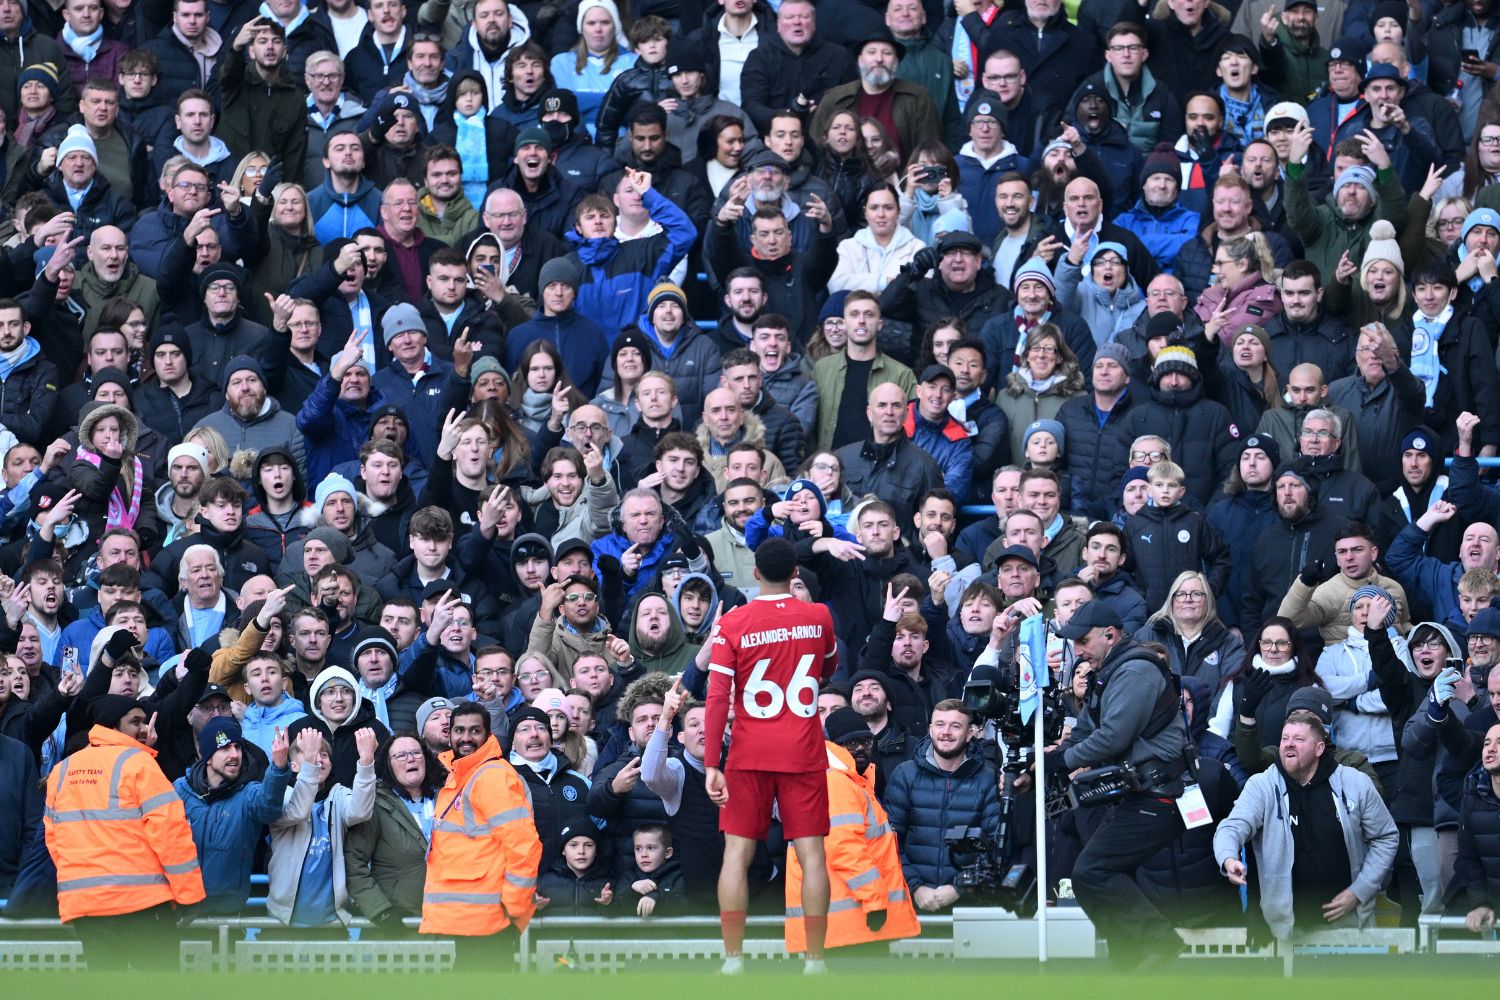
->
[[57, 123, 97, 164], [167, 442, 210, 475], [1360, 220, 1404, 279]]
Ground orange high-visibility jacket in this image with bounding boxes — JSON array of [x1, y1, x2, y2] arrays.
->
[[420, 734, 542, 937], [44, 725, 205, 922], [785, 741, 921, 952]]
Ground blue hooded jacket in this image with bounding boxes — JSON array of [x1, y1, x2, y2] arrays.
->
[[563, 186, 695, 336], [174, 755, 291, 915], [296, 373, 390, 483]]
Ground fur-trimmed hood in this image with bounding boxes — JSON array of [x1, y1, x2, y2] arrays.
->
[[694, 409, 770, 455], [1002, 362, 1085, 398]]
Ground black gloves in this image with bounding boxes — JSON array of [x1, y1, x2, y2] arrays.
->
[[865, 909, 887, 932], [184, 648, 212, 675], [319, 597, 345, 630], [678, 534, 702, 561], [1298, 560, 1326, 587], [104, 628, 139, 662], [373, 93, 412, 140], [256, 159, 284, 200], [1234, 668, 1273, 720], [903, 246, 939, 277]]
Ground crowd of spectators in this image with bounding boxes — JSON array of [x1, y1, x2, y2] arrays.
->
[[7, 0, 1500, 969]]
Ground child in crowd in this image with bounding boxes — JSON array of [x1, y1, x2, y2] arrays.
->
[[626, 823, 685, 917], [1125, 461, 1231, 611], [537, 822, 615, 916]]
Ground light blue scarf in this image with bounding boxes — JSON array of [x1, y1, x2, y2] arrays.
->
[[62, 23, 103, 61], [455, 111, 489, 208], [1409, 305, 1449, 407]]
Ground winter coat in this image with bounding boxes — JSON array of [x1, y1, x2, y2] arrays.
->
[[1135, 616, 1244, 694], [803, 543, 928, 660], [705, 221, 838, 353], [1124, 504, 1232, 614], [587, 747, 671, 875], [1194, 273, 1283, 333], [536, 855, 613, 917], [1058, 388, 1137, 521], [878, 266, 1011, 344], [859, 617, 958, 733], [514, 749, 593, 871], [370, 360, 467, 472], [1285, 161, 1408, 285], [957, 142, 1025, 249], [1278, 571, 1412, 647], [74, 260, 159, 340], [295, 375, 388, 484], [1206, 488, 1278, 628], [185, 314, 270, 392], [0, 340, 59, 448], [519, 473, 618, 552], [738, 31, 856, 133], [564, 187, 696, 339], [1119, 381, 1240, 504], [902, 402, 974, 504], [174, 756, 291, 915], [811, 351, 916, 453], [128, 200, 254, 282], [1384, 521, 1464, 628], [885, 740, 1001, 894], [1075, 66, 1183, 156], [216, 47, 309, 179], [1174, 225, 1294, 311], [1317, 627, 1410, 765], [308, 176, 383, 243], [835, 434, 945, 526], [1213, 760, 1397, 939], [595, 57, 673, 140], [342, 785, 430, 921], [1113, 199, 1201, 272], [960, 7, 1098, 121], [192, 399, 307, 479], [504, 308, 611, 402], [1055, 256, 1146, 346], [287, 668, 392, 788], [995, 365, 1084, 464], [1116, 0, 1232, 104], [0, 734, 41, 895]]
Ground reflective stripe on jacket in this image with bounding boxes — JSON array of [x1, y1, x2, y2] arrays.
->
[[420, 734, 542, 936], [44, 725, 205, 922], [785, 742, 921, 952]]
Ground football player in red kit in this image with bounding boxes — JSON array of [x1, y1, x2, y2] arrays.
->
[[704, 537, 838, 975]]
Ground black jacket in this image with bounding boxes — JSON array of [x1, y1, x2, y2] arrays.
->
[[1124, 504, 1232, 615], [738, 32, 856, 134], [705, 220, 837, 342], [1240, 501, 1342, 627], [885, 740, 1001, 893], [0, 345, 59, 448], [1119, 381, 1240, 504], [516, 750, 593, 872], [498, 164, 585, 241], [879, 267, 1010, 343], [1265, 309, 1355, 384], [342, 24, 412, 102], [962, 8, 1099, 122], [1456, 769, 1500, 912], [834, 435, 944, 527], [0, 734, 42, 896], [1057, 388, 1136, 521], [858, 617, 958, 734], [803, 541, 927, 659], [602, 143, 713, 236], [587, 747, 671, 879]]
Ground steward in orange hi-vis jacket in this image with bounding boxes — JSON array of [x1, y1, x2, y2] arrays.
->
[[420, 730, 543, 937], [44, 724, 205, 923], [785, 732, 921, 953]]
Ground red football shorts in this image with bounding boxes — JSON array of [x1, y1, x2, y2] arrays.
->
[[720, 768, 830, 841]]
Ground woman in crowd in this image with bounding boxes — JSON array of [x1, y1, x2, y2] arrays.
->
[[917, 317, 966, 373], [1212, 322, 1280, 434], [1137, 571, 1244, 694], [343, 731, 442, 934], [1195, 232, 1282, 337], [549, 0, 635, 139], [815, 111, 877, 230], [898, 142, 967, 247], [829, 184, 924, 293], [690, 115, 746, 198], [250, 182, 322, 322], [996, 324, 1083, 463], [1055, 240, 1146, 347]]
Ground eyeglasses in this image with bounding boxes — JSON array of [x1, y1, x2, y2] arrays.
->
[[206, 281, 237, 294], [1173, 590, 1208, 601], [1300, 428, 1336, 440], [1106, 43, 1145, 54], [122, 70, 154, 80], [1471, 634, 1498, 646], [385, 198, 418, 209], [1131, 449, 1166, 463], [1481, 135, 1500, 147], [983, 72, 1022, 84], [288, 320, 320, 330], [484, 209, 524, 220], [564, 592, 598, 604], [1258, 638, 1292, 650], [810, 461, 839, 472], [474, 667, 512, 679], [389, 750, 424, 761], [307, 72, 341, 82], [571, 422, 608, 435], [1412, 637, 1449, 651], [1027, 344, 1059, 355], [517, 670, 550, 684], [174, 181, 209, 193]]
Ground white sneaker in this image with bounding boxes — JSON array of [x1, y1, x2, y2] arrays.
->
[[720, 956, 745, 976], [803, 959, 828, 975]]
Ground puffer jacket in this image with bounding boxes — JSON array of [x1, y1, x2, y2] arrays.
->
[[598, 321, 721, 429], [1113, 199, 1201, 272], [1206, 487, 1277, 628], [0, 339, 59, 447], [513, 749, 594, 871], [902, 403, 973, 504], [1264, 310, 1356, 385], [295, 375, 389, 484], [834, 434, 945, 527], [1456, 769, 1500, 913], [1119, 381, 1239, 504], [884, 740, 1001, 894], [1057, 387, 1137, 521], [1240, 497, 1343, 628], [564, 187, 696, 340], [1193, 273, 1282, 334], [174, 754, 290, 915], [587, 747, 670, 878], [595, 58, 673, 140]]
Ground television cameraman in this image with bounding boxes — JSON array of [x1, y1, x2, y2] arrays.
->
[[1043, 601, 1191, 971]]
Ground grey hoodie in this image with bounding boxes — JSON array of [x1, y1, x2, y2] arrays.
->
[[1214, 761, 1398, 939]]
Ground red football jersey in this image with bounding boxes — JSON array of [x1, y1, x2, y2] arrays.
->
[[703, 595, 839, 773]]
